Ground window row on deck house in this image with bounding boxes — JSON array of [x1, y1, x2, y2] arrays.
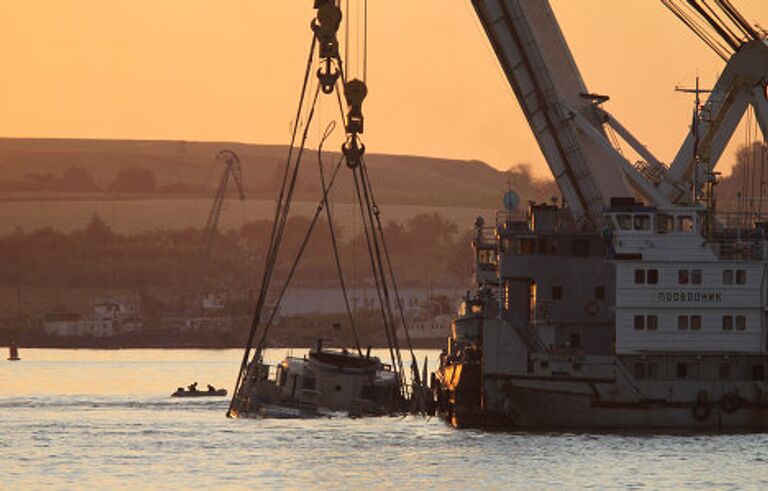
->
[[632, 314, 748, 331], [633, 268, 748, 285]]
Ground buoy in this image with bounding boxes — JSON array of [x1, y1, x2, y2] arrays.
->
[[8, 343, 20, 361]]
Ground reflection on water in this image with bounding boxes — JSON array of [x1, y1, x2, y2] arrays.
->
[[3, 349, 768, 489]]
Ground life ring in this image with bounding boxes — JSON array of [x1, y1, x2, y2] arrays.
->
[[585, 300, 599, 316], [691, 391, 711, 421], [720, 392, 743, 413]]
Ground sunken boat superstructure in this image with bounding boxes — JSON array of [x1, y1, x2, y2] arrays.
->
[[436, 0, 768, 430]]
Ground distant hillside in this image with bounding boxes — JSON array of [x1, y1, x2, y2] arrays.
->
[[0, 138, 556, 208]]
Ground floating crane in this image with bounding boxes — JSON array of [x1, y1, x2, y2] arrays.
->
[[471, 0, 768, 225]]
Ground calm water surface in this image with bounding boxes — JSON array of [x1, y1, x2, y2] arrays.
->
[[2, 349, 768, 489]]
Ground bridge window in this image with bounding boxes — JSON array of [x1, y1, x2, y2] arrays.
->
[[647, 269, 659, 284], [677, 215, 694, 233], [656, 214, 674, 234], [617, 214, 632, 230], [753, 365, 766, 381], [647, 315, 658, 331], [634, 315, 645, 330], [634, 269, 645, 284], [678, 270, 689, 285], [676, 362, 688, 379], [634, 214, 651, 231], [736, 315, 746, 331], [677, 315, 688, 330], [722, 315, 733, 331]]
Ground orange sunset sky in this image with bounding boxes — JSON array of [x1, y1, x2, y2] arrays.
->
[[0, 1, 766, 178]]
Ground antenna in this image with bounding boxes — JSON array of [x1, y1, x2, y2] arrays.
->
[[676, 76, 714, 203]]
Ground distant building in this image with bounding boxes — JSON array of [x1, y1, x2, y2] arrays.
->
[[41, 300, 143, 338]]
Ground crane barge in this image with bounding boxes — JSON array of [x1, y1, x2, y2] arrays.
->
[[435, 0, 768, 430]]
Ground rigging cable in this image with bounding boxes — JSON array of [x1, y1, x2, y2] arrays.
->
[[359, 156, 422, 387], [317, 120, 363, 355], [228, 35, 318, 416]]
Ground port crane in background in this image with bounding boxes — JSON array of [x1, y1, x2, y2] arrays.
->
[[196, 149, 245, 312], [471, 0, 768, 226]]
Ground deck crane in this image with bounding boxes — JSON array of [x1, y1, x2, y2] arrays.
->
[[196, 149, 245, 311], [470, 0, 767, 224]]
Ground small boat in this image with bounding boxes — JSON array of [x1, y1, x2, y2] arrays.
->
[[171, 384, 227, 398], [7, 344, 20, 361]]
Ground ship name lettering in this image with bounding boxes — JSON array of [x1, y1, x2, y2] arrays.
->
[[657, 291, 722, 302]]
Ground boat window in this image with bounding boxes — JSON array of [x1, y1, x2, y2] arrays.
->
[[594, 286, 605, 300], [736, 315, 746, 331], [478, 249, 496, 265], [722, 270, 734, 285], [501, 237, 513, 253], [722, 315, 733, 331], [571, 239, 589, 257], [647, 315, 658, 331], [647, 269, 658, 284], [634, 315, 645, 330], [552, 286, 563, 300], [647, 362, 658, 378], [736, 269, 747, 285], [676, 363, 688, 379], [634, 363, 646, 379], [616, 214, 632, 230], [519, 238, 535, 255], [678, 270, 689, 285], [537, 238, 552, 255], [634, 269, 645, 284], [302, 376, 316, 390], [656, 214, 674, 234], [677, 215, 694, 232], [691, 315, 702, 331], [719, 363, 731, 379], [677, 315, 688, 330], [634, 214, 651, 231], [691, 269, 702, 285]]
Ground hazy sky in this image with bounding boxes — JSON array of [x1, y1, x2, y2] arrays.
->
[[0, 1, 766, 177]]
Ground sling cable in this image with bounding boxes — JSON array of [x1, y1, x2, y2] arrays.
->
[[228, 0, 424, 417]]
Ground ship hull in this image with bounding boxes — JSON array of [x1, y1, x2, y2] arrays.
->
[[442, 375, 768, 431]]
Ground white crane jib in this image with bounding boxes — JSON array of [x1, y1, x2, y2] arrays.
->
[[659, 38, 768, 204], [471, 0, 667, 227]]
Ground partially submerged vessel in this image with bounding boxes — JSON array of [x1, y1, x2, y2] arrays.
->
[[230, 342, 403, 418], [227, 1, 426, 419]]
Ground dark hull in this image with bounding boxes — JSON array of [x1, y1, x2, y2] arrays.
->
[[171, 389, 227, 398]]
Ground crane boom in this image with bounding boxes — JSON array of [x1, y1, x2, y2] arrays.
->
[[659, 37, 768, 203], [471, 0, 640, 226]]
